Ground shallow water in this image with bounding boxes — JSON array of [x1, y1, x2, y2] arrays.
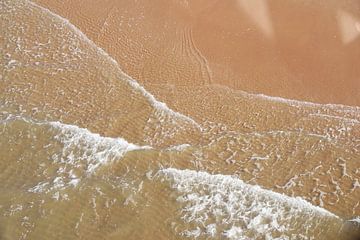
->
[[1, 0, 360, 239], [34, 0, 360, 106]]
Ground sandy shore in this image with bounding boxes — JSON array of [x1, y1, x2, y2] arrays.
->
[[1, 0, 358, 216], [34, 0, 360, 106], [1, 0, 360, 239]]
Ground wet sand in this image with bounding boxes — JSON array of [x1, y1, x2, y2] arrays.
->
[[34, 0, 360, 106], [31, 0, 360, 217], [1, 0, 360, 239]]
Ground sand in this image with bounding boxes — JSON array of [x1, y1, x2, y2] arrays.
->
[[33, 0, 360, 106], [1, 0, 360, 239], [30, 0, 360, 216]]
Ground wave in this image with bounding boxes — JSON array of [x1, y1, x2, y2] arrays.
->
[[1, 1, 359, 239], [1, 115, 150, 194], [0, 114, 357, 239], [212, 84, 360, 114], [254, 93, 360, 110], [159, 168, 342, 239], [349, 217, 360, 223], [26, 0, 200, 128]]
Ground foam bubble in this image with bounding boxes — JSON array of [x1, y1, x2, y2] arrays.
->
[[166, 143, 191, 151], [349, 217, 360, 224], [5, 116, 152, 194], [159, 168, 340, 239]]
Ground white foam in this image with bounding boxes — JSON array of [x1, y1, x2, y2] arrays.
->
[[28, 182, 49, 193], [213, 84, 360, 112], [250, 155, 269, 161], [309, 113, 360, 124], [159, 168, 339, 239], [349, 217, 360, 224], [12, 117, 151, 194], [254, 93, 360, 111], [166, 143, 191, 152], [49, 121, 148, 172], [27, 0, 200, 128]]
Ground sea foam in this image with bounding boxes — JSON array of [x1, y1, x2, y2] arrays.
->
[[2, 116, 152, 194], [159, 168, 340, 239]]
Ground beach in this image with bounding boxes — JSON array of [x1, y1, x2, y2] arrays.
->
[[0, 0, 360, 239]]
